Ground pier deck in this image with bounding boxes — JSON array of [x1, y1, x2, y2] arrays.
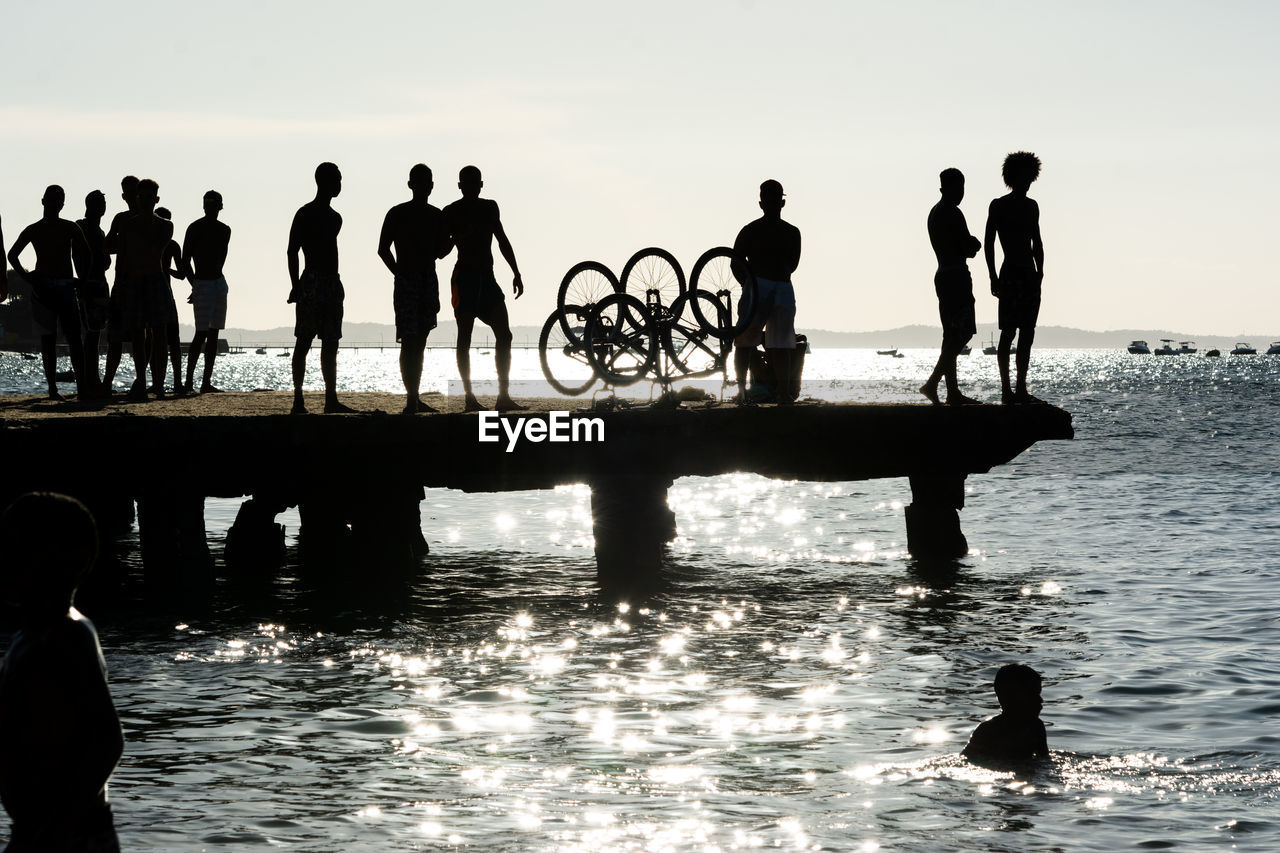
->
[[1, 392, 1074, 580]]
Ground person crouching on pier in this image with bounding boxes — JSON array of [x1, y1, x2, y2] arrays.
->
[[732, 179, 802, 405], [0, 492, 124, 851]]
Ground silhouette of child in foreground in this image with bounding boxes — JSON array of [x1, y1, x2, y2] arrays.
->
[[962, 664, 1048, 763], [0, 493, 123, 851]]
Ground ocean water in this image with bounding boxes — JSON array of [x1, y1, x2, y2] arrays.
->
[[2, 347, 1280, 851]]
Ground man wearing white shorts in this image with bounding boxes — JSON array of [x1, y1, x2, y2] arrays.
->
[[182, 190, 231, 393], [732, 179, 801, 403]]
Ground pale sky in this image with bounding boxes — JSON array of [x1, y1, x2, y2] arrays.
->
[[2, 0, 1276, 336]]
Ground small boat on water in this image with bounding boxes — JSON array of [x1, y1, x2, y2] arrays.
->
[[1127, 340, 1151, 354], [254, 347, 267, 355], [958, 345, 971, 356], [1231, 342, 1257, 355], [1266, 342, 1280, 355], [1178, 341, 1197, 354], [1153, 339, 1178, 356], [980, 334, 1014, 355], [1205, 348, 1221, 357], [876, 348, 898, 356]]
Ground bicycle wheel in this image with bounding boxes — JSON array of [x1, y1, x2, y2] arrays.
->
[[584, 292, 657, 387], [619, 247, 686, 313], [662, 289, 731, 377], [557, 261, 621, 341], [689, 246, 757, 340], [539, 307, 596, 396]]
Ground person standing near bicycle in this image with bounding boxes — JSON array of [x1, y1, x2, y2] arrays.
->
[[442, 165, 525, 412], [731, 179, 801, 404]]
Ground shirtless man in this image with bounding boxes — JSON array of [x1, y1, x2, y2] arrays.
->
[[76, 191, 111, 397], [732, 179, 802, 404], [155, 207, 188, 394], [1, 216, 7, 302], [442, 165, 525, 412], [984, 151, 1045, 405], [102, 176, 139, 391], [118, 179, 174, 400], [920, 168, 982, 406], [378, 164, 453, 414], [7, 185, 91, 400], [0, 493, 124, 851], [288, 162, 354, 414], [182, 191, 231, 394]]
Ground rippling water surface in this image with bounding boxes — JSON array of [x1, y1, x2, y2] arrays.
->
[[3, 348, 1280, 851]]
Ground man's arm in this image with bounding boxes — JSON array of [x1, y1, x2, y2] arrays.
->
[[731, 225, 750, 285], [6, 225, 34, 278], [1030, 200, 1044, 275], [790, 226, 802, 276], [69, 221, 92, 281], [1, 216, 7, 299], [286, 209, 303, 302], [983, 201, 999, 296], [181, 222, 198, 279], [491, 205, 523, 298], [376, 209, 398, 277]]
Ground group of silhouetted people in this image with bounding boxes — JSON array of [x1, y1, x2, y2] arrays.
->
[[3, 177, 231, 402], [922, 151, 1046, 406]]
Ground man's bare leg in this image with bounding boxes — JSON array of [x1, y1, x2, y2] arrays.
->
[[400, 334, 432, 413], [103, 341, 123, 390], [456, 313, 484, 411], [129, 327, 150, 399], [768, 347, 794, 403], [185, 330, 207, 392], [39, 334, 64, 401], [291, 336, 310, 414], [1014, 326, 1041, 403], [167, 324, 183, 393], [997, 328, 1017, 404], [150, 326, 168, 396], [486, 303, 525, 411], [733, 345, 753, 404], [201, 331, 221, 392], [320, 338, 354, 413], [83, 329, 102, 396]]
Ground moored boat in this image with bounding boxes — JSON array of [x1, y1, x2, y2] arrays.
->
[[1178, 341, 1197, 354], [1127, 340, 1151, 354], [1266, 342, 1280, 355], [1231, 342, 1257, 355], [1153, 339, 1178, 355]]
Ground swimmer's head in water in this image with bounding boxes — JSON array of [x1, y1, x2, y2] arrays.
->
[[0, 492, 98, 608], [1002, 151, 1041, 189], [994, 663, 1043, 716]]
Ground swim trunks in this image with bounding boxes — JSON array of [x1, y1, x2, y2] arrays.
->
[[394, 271, 440, 341], [450, 268, 505, 318], [191, 277, 229, 331], [734, 276, 796, 350], [293, 270, 344, 341], [997, 263, 1042, 330], [77, 278, 110, 332], [27, 276, 80, 337], [934, 266, 976, 339], [123, 273, 172, 329], [105, 275, 131, 343]]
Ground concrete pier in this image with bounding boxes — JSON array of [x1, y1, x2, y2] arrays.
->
[[0, 392, 1073, 583]]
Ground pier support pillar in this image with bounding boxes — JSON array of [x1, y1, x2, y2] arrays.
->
[[905, 473, 968, 560], [225, 497, 287, 572], [297, 494, 351, 573], [349, 486, 429, 573], [591, 475, 676, 585], [136, 493, 215, 597]]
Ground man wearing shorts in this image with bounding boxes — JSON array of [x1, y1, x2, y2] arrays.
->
[[118, 179, 174, 400], [288, 162, 354, 414], [920, 168, 982, 406], [102, 176, 139, 391], [442, 165, 525, 412], [984, 151, 1045, 405], [76, 190, 111, 397], [182, 190, 231, 394], [378, 164, 453, 414], [6, 185, 91, 400], [732, 179, 801, 404]]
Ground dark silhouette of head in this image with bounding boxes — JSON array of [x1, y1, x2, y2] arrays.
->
[[759, 179, 785, 215], [203, 190, 223, 216], [156, 207, 172, 222], [42, 185, 66, 214], [315, 162, 342, 199], [1002, 151, 1041, 191], [136, 178, 159, 210], [939, 168, 965, 204], [85, 190, 107, 218], [459, 165, 483, 199], [0, 492, 98, 611], [993, 663, 1043, 717], [409, 163, 433, 198], [121, 175, 140, 209]]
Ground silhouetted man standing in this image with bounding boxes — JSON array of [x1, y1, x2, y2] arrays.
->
[[183, 191, 231, 394], [118, 179, 174, 400], [732, 179, 801, 404], [76, 191, 111, 397], [379, 164, 453, 414], [7, 186, 91, 400], [288, 162, 354, 414], [985, 151, 1045, 404], [1, 216, 8, 302], [921, 168, 982, 406], [102, 176, 139, 392], [442, 165, 525, 412]]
